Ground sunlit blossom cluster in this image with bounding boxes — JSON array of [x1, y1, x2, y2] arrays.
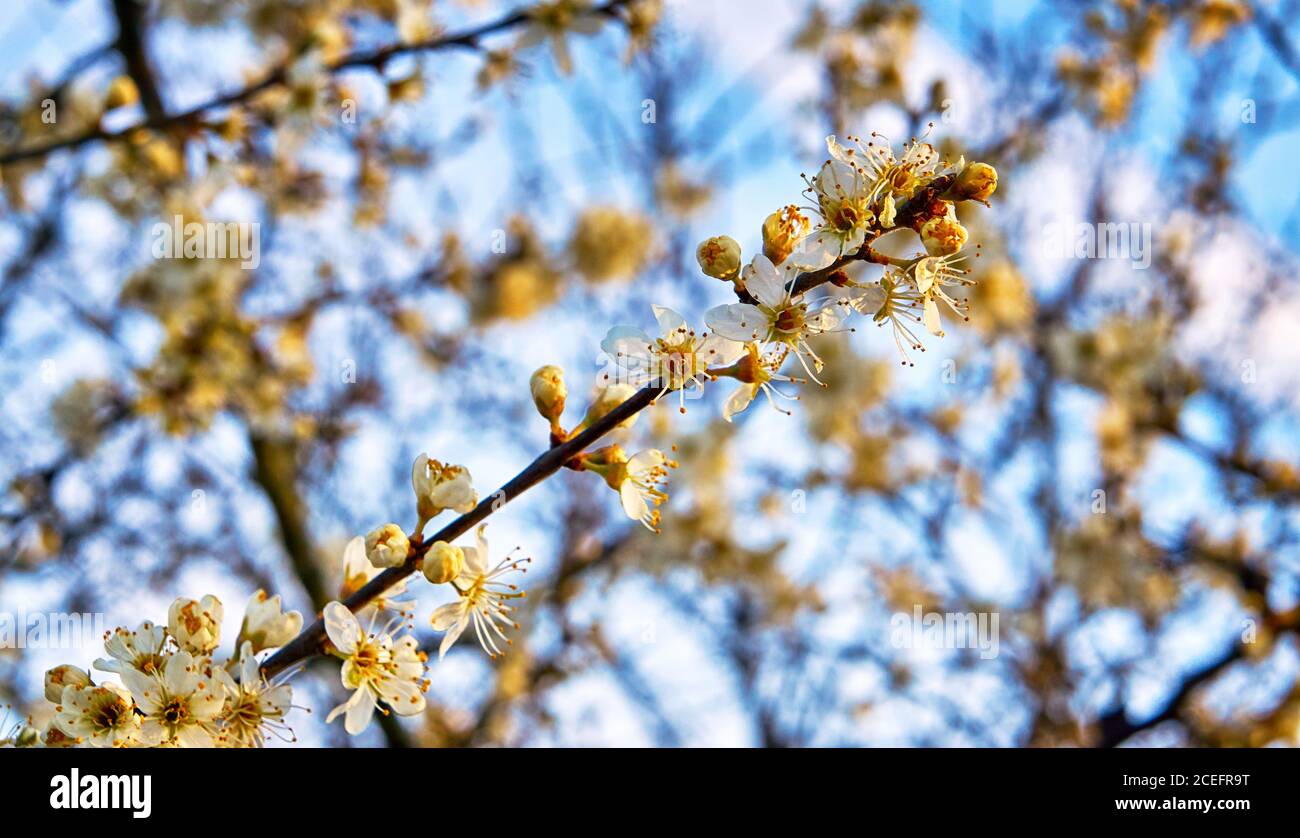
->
[[23, 592, 301, 747], [13, 128, 996, 743]]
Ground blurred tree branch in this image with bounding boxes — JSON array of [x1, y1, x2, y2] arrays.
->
[[0, 0, 634, 166], [110, 0, 167, 122]]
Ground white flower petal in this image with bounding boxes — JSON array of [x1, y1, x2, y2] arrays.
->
[[698, 333, 745, 366], [342, 536, 367, 577], [923, 296, 943, 336], [164, 650, 197, 695], [627, 449, 666, 475], [119, 666, 158, 709], [323, 601, 359, 655], [344, 689, 377, 735], [744, 254, 786, 308], [826, 134, 854, 163], [430, 601, 466, 631], [175, 724, 213, 748], [723, 384, 757, 422], [705, 303, 765, 342], [849, 284, 886, 316], [378, 675, 425, 716], [806, 300, 850, 334], [438, 615, 469, 659], [651, 305, 687, 337], [796, 232, 842, 271], [411, 453, 430, 494], [601, 325, 654, 376], [619, 479, 649, 522]]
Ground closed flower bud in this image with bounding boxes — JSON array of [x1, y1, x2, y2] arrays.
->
[[952, 162, 998, 202], [104, 76, 139, 111], [581, 381, 640, 431], [365, 523, 411, 568], [920, 213, 969, 256], [761, 206, 809, 265], [168, 595, 223, 654], [696, 235, 741, 281], [44, 664, 91, 703], [530, 365, 567, 429], [423, 541, 465, 584], [238, 589, 303, 653]]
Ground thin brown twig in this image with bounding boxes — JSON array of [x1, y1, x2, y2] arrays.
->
[[0, 0, 634, 167], [260, 381, 658, 679]]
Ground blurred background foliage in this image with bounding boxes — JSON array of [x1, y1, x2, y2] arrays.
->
[[1, 0, 1299, 746]]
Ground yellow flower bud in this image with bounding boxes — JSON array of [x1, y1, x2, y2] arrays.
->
[[530, 365, 567, 429], [761, 206, 809, 265], [423, 541, 465, 584], [580, 382, 640, 431], [44, 665, 91, 703], [364, 523, 411, 569], [952, 162, 998, 202], [696, 235, 741, 280], [104, 76, 139, 111], [920, 213, 969, 256]]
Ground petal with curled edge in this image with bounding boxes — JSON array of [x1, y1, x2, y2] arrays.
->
[[326, 688, 358, 726], [239, 642, 259, 686], [723, 384, 757, 423], [651, 305, 688, 338], [620, 479, 649, 524], [323, 601, 360, 655], [411, 452, 430, 495], [627, 448, 666, 476], [431, 599, 465, 631], [438, 613, 470, 659], [826, 133, 857, 163], [472, 525, 490, 573], [848, 283, 887, 317]]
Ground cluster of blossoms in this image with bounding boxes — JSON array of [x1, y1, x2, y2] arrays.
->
[[18, 592, 301, 747], [568, 132, 997, 467], [345, 452, 530, 733], [526, 131, 997, 531], [12, 128, 997, 742]]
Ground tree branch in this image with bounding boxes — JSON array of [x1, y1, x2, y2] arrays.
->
[[111, 0, 167, 122], [262, 253, 847, 681], [260, 382, 659, 679], [0, 0, 632, 166], [1093, 645, 1242, 748]]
